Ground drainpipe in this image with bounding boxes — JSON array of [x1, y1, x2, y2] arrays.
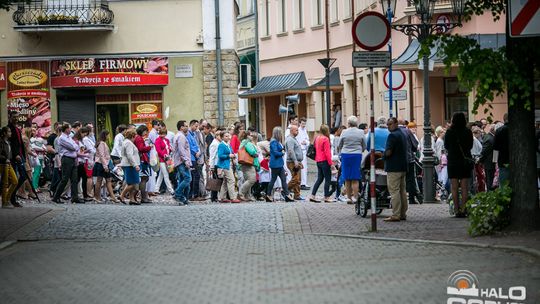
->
[[215, 0, 224, 126], [253, 0, 260, 130], [351, 0, 358, 117]]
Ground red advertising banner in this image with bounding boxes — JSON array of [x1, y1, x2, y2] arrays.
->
[[50, 57, 168, 88], [0, 63, 6, 90], [7, 61, 51, 137]]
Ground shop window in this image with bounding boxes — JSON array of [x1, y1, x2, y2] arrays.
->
[[444, 78, 469, 122]]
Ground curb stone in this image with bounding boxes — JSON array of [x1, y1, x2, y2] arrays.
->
[[311, 233, 540, 258]]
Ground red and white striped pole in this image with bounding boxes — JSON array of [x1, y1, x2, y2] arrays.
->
[[369, 67, 377, 232]]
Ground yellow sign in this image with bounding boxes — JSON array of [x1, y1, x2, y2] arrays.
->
[[9, 69, 48, 87], [136, 104, 158, 114]]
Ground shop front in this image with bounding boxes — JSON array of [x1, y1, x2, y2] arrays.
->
[[50, 56, 169, 135]]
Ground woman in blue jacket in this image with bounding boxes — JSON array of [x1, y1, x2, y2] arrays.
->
[[217, 131, 241, 203], [265, 127, 294, 202]]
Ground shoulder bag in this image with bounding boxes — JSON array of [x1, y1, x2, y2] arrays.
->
[[238, 145, 254, 165], [307, 136, 317, 160]]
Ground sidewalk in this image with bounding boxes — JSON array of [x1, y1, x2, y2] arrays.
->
[[0, 206, 54, 241], [282, 202, 540, 254]]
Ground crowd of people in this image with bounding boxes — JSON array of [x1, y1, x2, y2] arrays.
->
[[0, 109, 514, 221]]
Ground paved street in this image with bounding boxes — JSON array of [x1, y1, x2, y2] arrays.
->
[[1, 197, 539, 303], [0, 164, 539, 304], [1, 234, 539, 304]]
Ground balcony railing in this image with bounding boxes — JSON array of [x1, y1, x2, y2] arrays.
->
[[13, 0, 114, 32]]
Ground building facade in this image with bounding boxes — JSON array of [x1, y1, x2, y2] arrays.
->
[[0, 0, 239, 137], [242, 0, 509, 138]]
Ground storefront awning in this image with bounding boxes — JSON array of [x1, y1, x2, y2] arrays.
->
[[309, 67, 343, 91], [239, 72, 309, 98], [393, 34, 506, 70]]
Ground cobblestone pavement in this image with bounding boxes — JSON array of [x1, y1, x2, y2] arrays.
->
[[0, 207, 52, 241], [0, 234, 538, 304], [25, 202, 284, 240]]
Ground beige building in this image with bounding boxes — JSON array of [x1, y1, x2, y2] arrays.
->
[[0, 0, 239, 137]]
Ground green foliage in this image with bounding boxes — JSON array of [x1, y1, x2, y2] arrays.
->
[[466, 184, 512, 236], [418, 1, 539, 121]]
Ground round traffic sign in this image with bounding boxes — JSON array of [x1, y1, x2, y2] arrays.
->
[[436, 14, 451, 33], [352, 12, 391, 51], [383, 70, 406, 90]]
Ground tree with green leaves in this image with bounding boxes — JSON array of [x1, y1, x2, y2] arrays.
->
[[430, 0, 539, 231]]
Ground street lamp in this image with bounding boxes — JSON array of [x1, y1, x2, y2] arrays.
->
[[392, 0, 466, 203], [380, 0, 397, 117], [318, 57, 337, 126]]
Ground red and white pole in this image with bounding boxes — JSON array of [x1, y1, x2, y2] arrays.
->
[[369, 67, 377, 232]]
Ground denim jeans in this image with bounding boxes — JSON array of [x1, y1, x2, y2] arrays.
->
[[174, 163, 192, 203], [311, 161, 332, 197]]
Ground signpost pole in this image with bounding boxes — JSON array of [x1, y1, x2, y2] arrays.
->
[[386, 6, 393, 118], [369, 68, 377, 232]]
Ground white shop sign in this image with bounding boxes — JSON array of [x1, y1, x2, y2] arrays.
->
[[175, 64, 193, 78]]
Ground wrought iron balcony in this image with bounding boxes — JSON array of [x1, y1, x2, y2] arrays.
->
[[13, 0, 114, 32]]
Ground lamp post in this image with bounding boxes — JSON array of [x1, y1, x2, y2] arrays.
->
[[391, 0, 466, 203], [380, 0, 397, 117], [318, 58, 337, 126]]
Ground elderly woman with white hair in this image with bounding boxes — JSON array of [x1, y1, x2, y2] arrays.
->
[[265, 127, 294, 202], [337, 116, 367, 203]]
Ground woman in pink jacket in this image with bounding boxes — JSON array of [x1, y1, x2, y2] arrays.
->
[[154, 129, 174, 195], [309, 124, 334, 203]]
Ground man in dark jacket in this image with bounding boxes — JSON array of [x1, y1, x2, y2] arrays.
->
[[398, 120, 422, 205], [493, 113, 509, 186], [384, 117, 408, 222], [7, 113, 25, 207], [480, 124, 496, 190]]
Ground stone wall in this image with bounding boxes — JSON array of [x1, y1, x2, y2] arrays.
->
[[203, 49, 239, 127]]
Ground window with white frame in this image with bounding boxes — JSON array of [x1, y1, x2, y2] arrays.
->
[[293, 0, 304, 29], [330, 0, 339, 23], [277, 0, 287, 33], [262, 0, 270, 36], [343, 0, 352, 19], [247, 0, 254, 15], [311, 0, 323, 26]]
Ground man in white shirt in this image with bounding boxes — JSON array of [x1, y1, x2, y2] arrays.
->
[[297, 117, 310, 190], [284, 115, 298, 138], [110, 124, 127, 164], [146, 119, 161, 194]]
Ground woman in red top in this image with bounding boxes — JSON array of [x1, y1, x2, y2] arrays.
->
[[134, 125, 153, 203], [229, 123, 245, 154], [154, 129, 174, 195], [310, 124, 334, 203]]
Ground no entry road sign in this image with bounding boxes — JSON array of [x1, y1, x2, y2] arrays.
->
[[352, 12, 391, 51], [509, 0, 540, 37]]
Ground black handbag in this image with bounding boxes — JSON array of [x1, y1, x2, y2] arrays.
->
[[205, 171, 223, 192], [307, 137, 317, 160]]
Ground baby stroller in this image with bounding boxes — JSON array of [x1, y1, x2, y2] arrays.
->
[[356, 153, 392, 218], [414, 157, 449, 203], [110, 165, 124, 195]]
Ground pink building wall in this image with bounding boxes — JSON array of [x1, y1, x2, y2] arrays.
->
[[257, 0, 508, 131]]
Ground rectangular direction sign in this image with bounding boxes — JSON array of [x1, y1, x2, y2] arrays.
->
[[352, 51, 391, 68], [384, 90, 407, 101]]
